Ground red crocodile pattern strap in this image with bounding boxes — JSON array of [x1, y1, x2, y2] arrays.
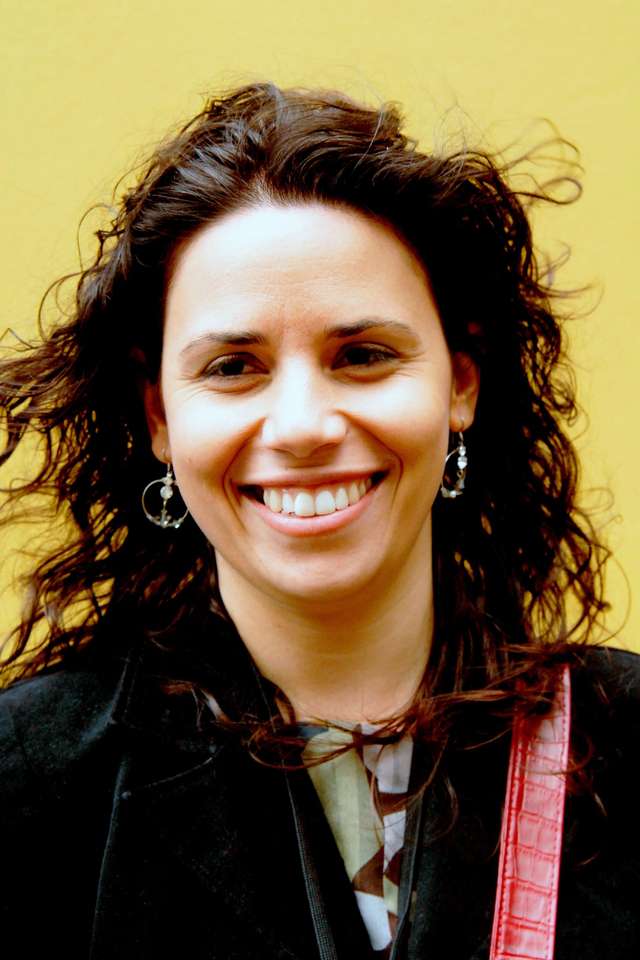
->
[[489, 664, 571, 960]]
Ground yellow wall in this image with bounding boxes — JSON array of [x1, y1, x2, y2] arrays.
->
[[2, 0, 638, 649]]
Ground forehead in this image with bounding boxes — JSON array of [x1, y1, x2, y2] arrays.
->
[[164, 202, 436, 340]]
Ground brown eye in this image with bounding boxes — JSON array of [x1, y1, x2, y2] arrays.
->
[[338, 345, 397, 367], [204, 354, 261, 378]]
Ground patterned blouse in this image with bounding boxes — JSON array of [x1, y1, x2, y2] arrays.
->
[[300, 724, 414, 958]]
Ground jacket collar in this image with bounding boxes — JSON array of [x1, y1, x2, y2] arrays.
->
[[99, 625, 507, 960], [108, 615, 273, 753], [94, 626, 322, 960]]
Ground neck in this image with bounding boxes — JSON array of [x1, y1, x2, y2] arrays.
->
[[215, 549, 433, 724]]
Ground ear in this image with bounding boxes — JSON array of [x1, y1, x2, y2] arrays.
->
[[450, 352, 480, 432], [130, 348, 170, 463], [140, 377, 170, 464]]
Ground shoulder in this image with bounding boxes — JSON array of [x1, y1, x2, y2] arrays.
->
[[569, 644, 640, 731], [0, 654, 137, 943], [555, 646, 640, 951], [574, 643, 640, 687], [565, 644, 640, 779], [0, 653, 129, 803], [562, 644, 640, 852]]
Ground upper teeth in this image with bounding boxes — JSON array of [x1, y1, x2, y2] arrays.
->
[[261, 477, 373, 516]]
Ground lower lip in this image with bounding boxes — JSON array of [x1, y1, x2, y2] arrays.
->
[[240, 479, 383, 538]]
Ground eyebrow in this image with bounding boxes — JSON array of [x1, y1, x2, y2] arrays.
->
[[326, 318, 418, 340], [178, 317, 420, 359]]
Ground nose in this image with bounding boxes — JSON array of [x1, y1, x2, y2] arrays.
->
[[260, 361, 347, 458]]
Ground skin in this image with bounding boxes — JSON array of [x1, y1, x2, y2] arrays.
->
[[144, 201, 479, 722]]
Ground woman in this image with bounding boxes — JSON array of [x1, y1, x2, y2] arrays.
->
[[0, 82, 638, 959]]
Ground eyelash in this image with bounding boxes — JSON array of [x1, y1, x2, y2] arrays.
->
[[202, 345, 398, 379]]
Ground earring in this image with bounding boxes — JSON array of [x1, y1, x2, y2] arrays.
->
[[440, 431, 468, 499], [141, 462, 189, 529]]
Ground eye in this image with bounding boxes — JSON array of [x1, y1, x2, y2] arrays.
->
[[336, 344, 398, 369], [202, 353, 263, 379]]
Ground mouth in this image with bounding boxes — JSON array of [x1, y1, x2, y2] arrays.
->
[[238, 470, 387, 518]]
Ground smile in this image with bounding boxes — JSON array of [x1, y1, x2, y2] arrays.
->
[[248, 474, 383, 517], [264, 479, 368, 516]]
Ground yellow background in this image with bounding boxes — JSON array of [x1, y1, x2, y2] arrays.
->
[[1, 0, 638, 649]]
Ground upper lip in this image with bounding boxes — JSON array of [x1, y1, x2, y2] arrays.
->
[[236, 469, 387, 490]]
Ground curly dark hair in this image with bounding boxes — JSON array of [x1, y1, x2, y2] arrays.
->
[[0, 82, 615, 804]]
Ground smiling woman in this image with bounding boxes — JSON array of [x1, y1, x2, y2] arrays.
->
[[141, 201, 478, 709], [0, 82, 638, 960]]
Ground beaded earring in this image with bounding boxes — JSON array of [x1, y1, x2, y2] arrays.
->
[[141, 463, 189, 529], [440, 432, 468, 499]]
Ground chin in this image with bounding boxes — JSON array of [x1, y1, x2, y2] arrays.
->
[[268, 567, 384, 609]]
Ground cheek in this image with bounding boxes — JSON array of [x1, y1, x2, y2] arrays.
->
[[359, 377, 452, 467], [164, 396, 239, 487]]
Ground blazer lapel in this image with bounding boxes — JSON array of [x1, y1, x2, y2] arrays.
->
[[90, 639, 318, 960], [406, 734, 509, 960]]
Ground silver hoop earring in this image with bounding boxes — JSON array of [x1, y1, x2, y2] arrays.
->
[[141, 463, 189, 529], [440, 432, 468, 499]]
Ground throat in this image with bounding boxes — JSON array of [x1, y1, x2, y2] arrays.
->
[[213, 527, 434, 722]]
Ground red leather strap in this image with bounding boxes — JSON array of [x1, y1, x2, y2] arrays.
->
[[490, 664, 571, 960]]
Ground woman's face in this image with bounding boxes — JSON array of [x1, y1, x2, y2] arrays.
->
[[144, 202, 479, 608]]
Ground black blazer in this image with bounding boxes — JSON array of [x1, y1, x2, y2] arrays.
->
[[1, 639, 639, 959]]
